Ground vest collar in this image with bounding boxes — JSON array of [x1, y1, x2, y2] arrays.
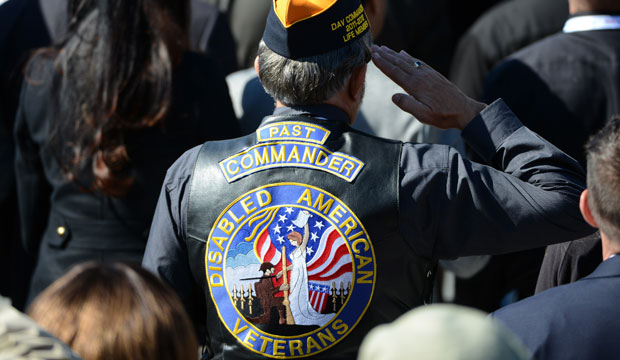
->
[[268, 104, 351, 125]]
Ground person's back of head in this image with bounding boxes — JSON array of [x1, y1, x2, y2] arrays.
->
[[27, 262, 198, 360], [358, 304, 531, 360], [584, 116, 620, 243], [256, 0, 371, 107]]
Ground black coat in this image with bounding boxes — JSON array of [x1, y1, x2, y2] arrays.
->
[[483, 29, 620, 167], [14, 51, 241, 302]]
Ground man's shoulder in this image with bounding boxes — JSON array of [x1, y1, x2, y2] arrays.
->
[[466, 0, 538, 45], [494, 259, 620, 358], [487, 30, 620, 94], [495, 281, 575, 318], [495, 259, 620, 324], [163, 145, 203, 188], [491, 280, 585, 352], [483, 32, 581, 93], [508, 30, 620, 66], [495, 32, 572, 70]]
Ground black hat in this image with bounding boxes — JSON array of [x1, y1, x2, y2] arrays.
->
[[260, 262, 275, 272], [262, 0, 370, 60]]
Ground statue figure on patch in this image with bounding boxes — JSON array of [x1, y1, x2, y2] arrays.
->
[[277, 210, 335, 326]]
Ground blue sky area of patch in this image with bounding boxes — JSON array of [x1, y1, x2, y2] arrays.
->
[[227, 246, 260, 268], [228, 241, 254, 259]]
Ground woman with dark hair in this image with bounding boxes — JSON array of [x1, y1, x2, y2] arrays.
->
[[14, 0, 240, 302]]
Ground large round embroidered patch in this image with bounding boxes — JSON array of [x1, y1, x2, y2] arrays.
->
[[205, 183, 375, 358]]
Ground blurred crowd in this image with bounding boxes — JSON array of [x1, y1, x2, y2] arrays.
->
[[0, 0, 619, 359]]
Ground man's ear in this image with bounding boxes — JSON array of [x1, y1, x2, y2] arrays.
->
[[347, 64, 367, 101], [254, 56, 260, 76], [365, 0, 378, 19], [580, 189, 599, 228], [364, 0, 387, 38]]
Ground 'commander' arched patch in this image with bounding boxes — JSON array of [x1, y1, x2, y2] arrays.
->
[[205, 183, 375, 358]]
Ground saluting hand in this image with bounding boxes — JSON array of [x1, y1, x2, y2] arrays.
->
[[371, 45, 486, 131]]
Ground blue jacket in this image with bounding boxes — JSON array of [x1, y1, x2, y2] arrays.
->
[[494, 254, 620, 359]]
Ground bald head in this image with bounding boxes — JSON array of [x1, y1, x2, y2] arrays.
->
[[569, 0, 620, 13]]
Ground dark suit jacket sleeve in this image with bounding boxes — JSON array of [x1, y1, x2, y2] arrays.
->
[[13, 76, 52, 254]]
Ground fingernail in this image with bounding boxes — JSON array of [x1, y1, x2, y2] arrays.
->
[[392, 94, 402, 105]]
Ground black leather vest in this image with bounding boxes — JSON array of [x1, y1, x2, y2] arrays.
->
[[187, 114, 435, 359]]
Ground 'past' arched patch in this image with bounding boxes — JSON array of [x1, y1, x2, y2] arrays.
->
[[205, 183, 375, 358]]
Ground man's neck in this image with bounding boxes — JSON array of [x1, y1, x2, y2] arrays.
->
[[275, 99, 359, 125], [601, 232, 620, 260]]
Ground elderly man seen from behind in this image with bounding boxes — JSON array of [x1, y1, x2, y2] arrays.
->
[[143, 0, 592, 358]]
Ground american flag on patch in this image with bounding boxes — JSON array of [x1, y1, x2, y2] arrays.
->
[[253, 207, 353, 312], [308, 282, 331, 313]]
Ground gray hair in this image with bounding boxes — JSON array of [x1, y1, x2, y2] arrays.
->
[[257, 33, 371, 106]]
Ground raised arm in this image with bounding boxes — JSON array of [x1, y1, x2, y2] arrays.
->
[[300, 222, 310, 252], [371, 45, 593, 259]]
